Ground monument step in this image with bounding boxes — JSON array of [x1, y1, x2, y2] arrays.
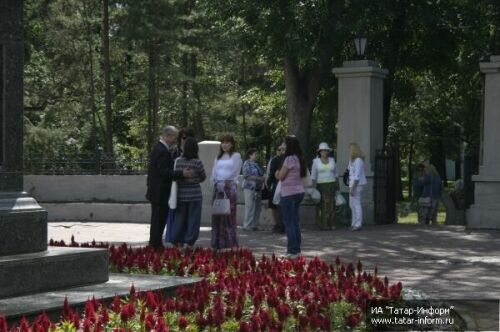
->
[[0, 273, 201, 325], [0, 247, 108, 299]]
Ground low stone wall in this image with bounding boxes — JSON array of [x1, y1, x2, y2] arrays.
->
[[24, 175, 317, 226]]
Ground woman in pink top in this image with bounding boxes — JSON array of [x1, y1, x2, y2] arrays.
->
[[276, 135, 306, 258]]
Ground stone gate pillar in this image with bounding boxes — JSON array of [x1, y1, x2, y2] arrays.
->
[[332, 60, 388, 225], [467, 55, 500, 229]]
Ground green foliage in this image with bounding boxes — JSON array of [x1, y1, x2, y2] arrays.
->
[[22, 0, 499, 181]]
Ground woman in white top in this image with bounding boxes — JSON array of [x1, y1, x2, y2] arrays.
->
[[210, 134, 243, 249], [347, 142, 367, 231], [311, 142, 339, 230]]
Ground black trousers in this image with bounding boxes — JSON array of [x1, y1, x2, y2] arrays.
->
[[149, 202, 168, 249]]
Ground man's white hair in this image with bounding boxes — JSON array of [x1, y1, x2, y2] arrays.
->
[[161, 125, 178, 136]]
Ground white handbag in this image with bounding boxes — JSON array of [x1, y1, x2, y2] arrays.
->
[[212, 191, 231, 215], [302, 168, 313, 188], [335, 192, 346, 205], [272, 181, 282, 205], [168, 158, 179, 209]]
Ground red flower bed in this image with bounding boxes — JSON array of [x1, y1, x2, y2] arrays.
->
[[1, 239, 402, 331]]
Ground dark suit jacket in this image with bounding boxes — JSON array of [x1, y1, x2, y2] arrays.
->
[[146, 142, 183, 204], [266, 155, 284, 191]]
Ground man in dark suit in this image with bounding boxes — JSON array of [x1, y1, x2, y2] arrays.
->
[[266, 143, 285, 233], [146, 125, 193, 249]]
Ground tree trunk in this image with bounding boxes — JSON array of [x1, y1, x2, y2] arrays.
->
[[101, 0, 113, 155], [83, 1, 99, 170], [284, 56, 322, 158], [181, 52, 189, 128], [408, 138, 414, 199], [147, 40, 160, 152], [191, 54, 205, 138]]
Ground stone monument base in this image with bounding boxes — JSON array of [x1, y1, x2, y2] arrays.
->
[[0, 246, 108, 299], [466, 178, 500, 229], [0, 192, 48, 255]]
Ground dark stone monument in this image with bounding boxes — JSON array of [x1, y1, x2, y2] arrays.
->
[[0, 1, 200, 324], [0, 0, 108, 301]]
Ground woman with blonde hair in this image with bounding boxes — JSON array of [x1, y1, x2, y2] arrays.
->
[[417, 162, 442, 225], [347, 143, 367, 231]]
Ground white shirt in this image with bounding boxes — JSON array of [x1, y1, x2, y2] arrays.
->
[[311, 157, 338, 184], [211, 152, 243, 184], [348, 157, 367, 187]]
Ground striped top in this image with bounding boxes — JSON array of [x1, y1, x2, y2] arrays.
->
[[174, 157, 206, 201]]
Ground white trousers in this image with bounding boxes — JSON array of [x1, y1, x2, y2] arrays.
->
[[349, 185, 364, 228], [243, 189, 262, 229]]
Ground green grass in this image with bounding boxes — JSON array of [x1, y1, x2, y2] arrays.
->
[[396, 200, 446, 224]]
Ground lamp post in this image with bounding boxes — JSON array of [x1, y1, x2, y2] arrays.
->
[[353, 36, 368, 60]]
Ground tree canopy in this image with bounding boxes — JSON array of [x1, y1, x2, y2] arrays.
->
[[23, 0, 499, 182]]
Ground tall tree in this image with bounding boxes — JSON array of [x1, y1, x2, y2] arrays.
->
[[204, 0, 350, 150], [101, 0, 113, 154]]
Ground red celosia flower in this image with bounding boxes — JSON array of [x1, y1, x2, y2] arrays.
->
[[346, 313, 361, 328], [129, 284, 136, 300], [99, 307, 109, 325], [154, 319, 169, 332], [239, 321, 252, 332], [62, 297, 72, 319], [145, 314, 155, 331], [83, 317, 91, 332], [72, 311, 80, 329], [178, 315, 188, 329], [112, 295, 121, 313], [120, 303, 135, 322]]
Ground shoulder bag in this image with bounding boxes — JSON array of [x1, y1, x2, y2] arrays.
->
[[168, 158, 179, 209]]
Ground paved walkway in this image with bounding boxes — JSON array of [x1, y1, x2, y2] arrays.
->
[[48, 221, 500, 301]]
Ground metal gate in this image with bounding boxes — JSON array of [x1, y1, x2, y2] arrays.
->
[[374, 149, 397, 224]]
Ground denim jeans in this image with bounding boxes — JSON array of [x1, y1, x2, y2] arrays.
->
[[171, 200, 202, 245], [279, 193, 304, 255]]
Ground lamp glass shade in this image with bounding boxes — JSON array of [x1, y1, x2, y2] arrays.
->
[[354, 37, 367, 57]]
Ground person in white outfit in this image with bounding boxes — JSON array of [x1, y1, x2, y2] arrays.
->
[[311, 142, 339, 230], [347, 143, 367, 231]]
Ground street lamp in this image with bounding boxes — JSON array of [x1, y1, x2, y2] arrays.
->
[[353, 36, 368, 59]]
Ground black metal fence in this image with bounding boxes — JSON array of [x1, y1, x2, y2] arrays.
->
[[23, 152, 148, 175], [374, 149, 397, 224]]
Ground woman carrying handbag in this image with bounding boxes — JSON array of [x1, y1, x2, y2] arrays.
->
[[210, 134, 243, 250]]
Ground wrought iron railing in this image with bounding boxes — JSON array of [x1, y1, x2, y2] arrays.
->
[[23, 152, 148, 175]]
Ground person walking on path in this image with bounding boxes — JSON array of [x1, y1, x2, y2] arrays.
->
[[170, 137, 206, 248], [277, 135, 306, 258], [146, 125, 194, 249], [242, 148, 265, 231], [347, 142, 367, 231], [311, 142, 339, 230], [210, 134, 243, 250], [417, 162, 442, 225], [266, 143, 285, 233]]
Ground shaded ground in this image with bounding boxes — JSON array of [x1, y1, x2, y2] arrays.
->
[[48, 222, 500, 301]]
